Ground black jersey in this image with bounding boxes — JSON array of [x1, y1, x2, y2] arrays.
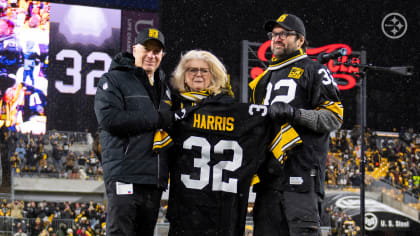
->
[[166, 94, 273, 236], [249, 49, 343, 195]]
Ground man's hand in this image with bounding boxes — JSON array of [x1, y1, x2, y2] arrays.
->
[[268, 102, 298, 122]]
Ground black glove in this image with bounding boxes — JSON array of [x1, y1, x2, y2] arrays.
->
[[158, 110, 174, 129], [268, 102, 298, 123]]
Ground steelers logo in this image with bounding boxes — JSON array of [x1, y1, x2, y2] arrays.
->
[[365, 213, 378, 231], [381, 12, 407, 39]]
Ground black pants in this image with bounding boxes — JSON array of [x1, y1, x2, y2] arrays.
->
[[253, 188, 320, 236], [106, 180, 162, 236]]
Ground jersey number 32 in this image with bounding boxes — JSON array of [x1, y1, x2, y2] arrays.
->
[[181, 136, 242, 194]]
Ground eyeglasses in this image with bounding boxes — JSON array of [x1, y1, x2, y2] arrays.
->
[[186, 67, 210, 76], [267, 31, 298, 40]]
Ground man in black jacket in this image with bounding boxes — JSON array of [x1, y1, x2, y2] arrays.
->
[[250, 14, 343, 235], [94, 28, 173, 236]]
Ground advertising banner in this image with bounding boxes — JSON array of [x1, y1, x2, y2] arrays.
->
[[121, 10, 159, 52]]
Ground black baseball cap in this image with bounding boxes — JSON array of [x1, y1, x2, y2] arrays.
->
[[264, 14, 306, 37], [135, 27, 165, 49]]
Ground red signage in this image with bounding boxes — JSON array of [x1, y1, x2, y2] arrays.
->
[[252, 42, 360, 90]]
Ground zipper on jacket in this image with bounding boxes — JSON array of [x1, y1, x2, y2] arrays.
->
[[124, 143, 129, 155]]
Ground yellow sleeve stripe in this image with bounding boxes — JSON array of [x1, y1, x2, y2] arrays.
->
[[269, 123, 302, 164], [317, 101, 344, 122], [152, 130, 173, 151]]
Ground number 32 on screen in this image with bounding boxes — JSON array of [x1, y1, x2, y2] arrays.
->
[[55, 49, 111, 95]]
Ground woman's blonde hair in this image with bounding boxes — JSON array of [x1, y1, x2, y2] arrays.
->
[[171, 50, 232, 95]]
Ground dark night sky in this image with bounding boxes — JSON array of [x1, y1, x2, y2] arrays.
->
[[160, 0, 419, 132]]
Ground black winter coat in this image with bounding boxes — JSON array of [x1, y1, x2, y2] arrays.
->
[[94, 52, 171, 188]]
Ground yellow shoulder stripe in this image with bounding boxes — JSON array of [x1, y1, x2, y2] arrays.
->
[[317, 101, 344, 122], [248, 69, 269, 103]]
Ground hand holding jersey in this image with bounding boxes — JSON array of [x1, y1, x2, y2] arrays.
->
[[94, 28, 169, 236], [166, 50, 278, 236], [158, 106, 193, 129], [268, 102, 299, 123], [251, 14, 343, 236]]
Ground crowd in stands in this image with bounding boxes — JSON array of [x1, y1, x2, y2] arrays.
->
[[326, 126, 420, 201], [1, 199, 107, 236], [2, 124, 420, 235], [325, 126, 420, 235], [1, 128, 103, 181], [323, 207, 360, 236], [3, 126, 420, 196]]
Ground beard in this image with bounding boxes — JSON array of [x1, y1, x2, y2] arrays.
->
[[271, 42, 298, 59]]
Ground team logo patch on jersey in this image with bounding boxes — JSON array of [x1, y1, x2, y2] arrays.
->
[[103, 82, 108, 90], [288, 67, 304, 79]]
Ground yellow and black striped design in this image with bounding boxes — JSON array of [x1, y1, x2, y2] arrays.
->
[[317, 101, 344, 123], [269, 123, 302, 165], [152, 130, 173, 152]]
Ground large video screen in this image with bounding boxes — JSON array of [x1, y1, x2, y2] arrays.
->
[[1, 1, 160, 133], [46, 5, 159, 133], [0, 1, 49, 135], [46, 3, 121, 132]]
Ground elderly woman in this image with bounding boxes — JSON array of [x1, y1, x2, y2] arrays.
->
[[165, 50, 285, 236], [170, 49, 233, 108]]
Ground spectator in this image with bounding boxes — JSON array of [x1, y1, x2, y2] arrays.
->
[[51, 142, 63, 171], [15, 143, 26, 167], [77, 153, 87, 169], [38, 154, 48, 174], [25, 142, 37, 168], [326, 165, 337, 187], [337, 168, 348, 188], [10, 200, 24, 219], [64, 152, 75, 173], [85, 166, 95, 179], [10, 151, 21, 175], [78, 167, 87, 180], [30, 217, 43, 236], [75, 227, 89, 236], [85, 152, 98, 173], [349, 169, 361, 187], [53, 205, 62, 220], [25, 201, 36, 219], [62, 205, 74, 219], [86, 130, 93, 146], [7, 130, 18, 158], [13, 228, 28, 236], [91, 132, 101, 165]]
